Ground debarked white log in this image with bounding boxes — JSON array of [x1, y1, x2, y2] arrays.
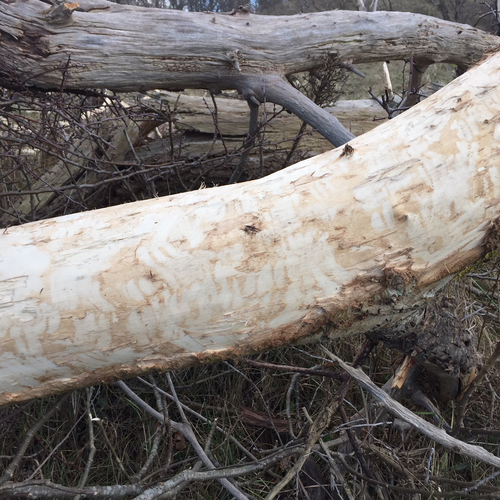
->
[[1, 53, 499, 405]]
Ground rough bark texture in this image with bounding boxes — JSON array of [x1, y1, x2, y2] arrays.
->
[[368, 297, 481, 401], [1, 52, 499, 405]]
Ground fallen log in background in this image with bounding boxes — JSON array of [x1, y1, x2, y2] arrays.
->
[[2, 1, 496, 89], [134, 95, 387, 162], [0, 94, 385, 228], [1, 1, 499, 147], [0, 52, 499, 405]]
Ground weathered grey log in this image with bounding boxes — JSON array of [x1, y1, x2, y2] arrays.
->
[[0, 52, 499, 405], [1, 1, 496, 88], [1, 1, 498, 146], [165, 94, 386, 138], [132, 94, 387, 161]]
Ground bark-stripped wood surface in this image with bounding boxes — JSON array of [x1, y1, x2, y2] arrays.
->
[[1, 1, 499, 146], [1, 52, 500, 405]]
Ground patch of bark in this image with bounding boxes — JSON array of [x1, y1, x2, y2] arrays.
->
[[368, 297, 481, 401]]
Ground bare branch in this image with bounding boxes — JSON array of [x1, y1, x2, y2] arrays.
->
[[0, 392, 72, 486], [115, 381, 251, 500], [320, 346, 500, 470]]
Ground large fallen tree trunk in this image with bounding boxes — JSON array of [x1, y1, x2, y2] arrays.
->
[[1, 1, 499, 146], [1, 1, 496, 87], [1, 52, 499, 405]]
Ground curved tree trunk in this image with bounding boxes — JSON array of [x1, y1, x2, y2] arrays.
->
[[1, 1, 498, 146], [1, 52, 499, 405], [1, 1, 496, 88]]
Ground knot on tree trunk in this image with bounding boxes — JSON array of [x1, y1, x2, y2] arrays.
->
[[43, 2, 80, 25]]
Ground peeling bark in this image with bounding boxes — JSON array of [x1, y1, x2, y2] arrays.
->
[[369, 298, 481, 401], [0, 52, 499, 405]]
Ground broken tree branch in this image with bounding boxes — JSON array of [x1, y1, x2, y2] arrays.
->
[[320, 346, 500, 469], [1, 1, 498, 146]]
